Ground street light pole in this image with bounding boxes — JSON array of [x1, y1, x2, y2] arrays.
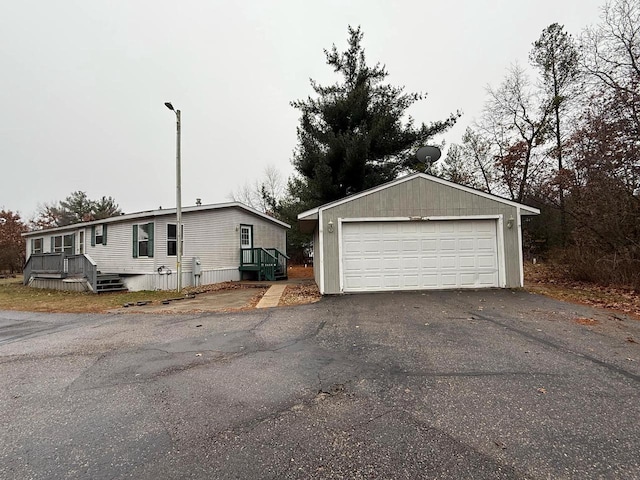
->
[[165, 102, 182, 292]]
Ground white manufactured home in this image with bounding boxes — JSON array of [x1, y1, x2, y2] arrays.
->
[[22, 202, 289, 292]]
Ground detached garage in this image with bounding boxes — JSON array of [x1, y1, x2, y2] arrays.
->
[[298, 173, 539, 294]]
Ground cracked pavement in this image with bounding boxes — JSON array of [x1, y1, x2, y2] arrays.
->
[[1, 289, 640, 479]]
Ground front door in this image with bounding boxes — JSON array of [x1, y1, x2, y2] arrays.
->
[[240, 224, 253, 249], [240, 225, 253, 264]]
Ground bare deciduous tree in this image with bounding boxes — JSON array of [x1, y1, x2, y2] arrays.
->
[[483, 64, 553, 201], [0, 210, 28, 273], [229, 164, 286, 214]]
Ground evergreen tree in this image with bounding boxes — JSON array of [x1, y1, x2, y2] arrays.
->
[[33, 191, 122, 228], [290, 26, 459, 207]]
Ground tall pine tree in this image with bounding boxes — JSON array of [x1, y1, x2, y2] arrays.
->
[[289, 26, 459, 207]]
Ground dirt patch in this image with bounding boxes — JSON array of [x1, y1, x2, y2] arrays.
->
[[279, 283, 321, 307], [120, 285, 269, 314], [287, 265, 314, 279], [183, 281, 265, 295], [525, 262, 640, 320]]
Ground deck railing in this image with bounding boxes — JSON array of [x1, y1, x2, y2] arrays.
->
[[23, 253, 98, 291], [266, 248, 289, 276], [240, 248, 278, 281]]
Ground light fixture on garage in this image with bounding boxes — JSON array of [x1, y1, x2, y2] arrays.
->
[[327, 220, 334, 233], [507, 215, 515, 229]]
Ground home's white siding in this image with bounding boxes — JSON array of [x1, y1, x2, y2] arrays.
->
[[24, 205, 287, 291]]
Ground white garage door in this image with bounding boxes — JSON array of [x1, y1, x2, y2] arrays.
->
[[341, 220, 499, 292]]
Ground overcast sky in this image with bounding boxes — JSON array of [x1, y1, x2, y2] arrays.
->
[[2, 0, 606, 219]]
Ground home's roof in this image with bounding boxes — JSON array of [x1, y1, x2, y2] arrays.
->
[[23, 202, 290, 237], [298, 172, 541, 223]]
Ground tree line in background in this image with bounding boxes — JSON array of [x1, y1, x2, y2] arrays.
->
[[0, 192, 122, 273], [441, 0, 639, 287]]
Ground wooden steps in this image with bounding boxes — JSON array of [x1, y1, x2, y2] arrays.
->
[[96, 274, 127, 293]]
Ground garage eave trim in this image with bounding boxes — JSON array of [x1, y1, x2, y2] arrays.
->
[[297, 173, 540, 217]]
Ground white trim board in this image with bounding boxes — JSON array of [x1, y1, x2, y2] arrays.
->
[[318, 209, 325, 295]]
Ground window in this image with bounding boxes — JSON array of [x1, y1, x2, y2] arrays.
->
[[240, 225, 253, 249], [52, 234, 74, 254], [167, 224, 184, 257], [31, 238, 43, 254], [138, 224, 150, 257], [132, 222, 154, 258], [78, 231, 84, 254], [91, 224, 107, 246]]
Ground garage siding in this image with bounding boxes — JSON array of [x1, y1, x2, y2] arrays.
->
[[320, 177, 521, 293]]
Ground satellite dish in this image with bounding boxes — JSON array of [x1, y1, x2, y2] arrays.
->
[[415, 145, 442, 164]]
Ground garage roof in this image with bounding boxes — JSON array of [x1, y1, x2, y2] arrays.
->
[[298, 172, 540, 232]]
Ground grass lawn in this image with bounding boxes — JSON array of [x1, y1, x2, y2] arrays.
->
[[0, 276, 174, 313], [524, 263, 640, 319]]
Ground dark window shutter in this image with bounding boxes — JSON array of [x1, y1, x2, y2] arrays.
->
[[133, 225, 138, 258], [91, 226, 96, 247], [50, 237, 54, 252], [103, 224, 108, 245], [147, 222, 154, 258], [71, 234, 76, 254], [30, 239, 34, 254]]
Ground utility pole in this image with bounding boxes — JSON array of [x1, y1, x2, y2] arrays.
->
[[165, 102, 182, 292]]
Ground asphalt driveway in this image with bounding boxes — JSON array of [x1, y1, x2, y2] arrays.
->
[[1, 290, 639, 479]]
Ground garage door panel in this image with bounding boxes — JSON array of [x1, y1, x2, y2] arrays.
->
[[342, 220, 500, 292], [362, 257, 382, 271], [440, 256, 457, 269], [477, 255, 497, 268], [421, 239, 437, 252], [421, 274, 439, 287], [420, 256, 438, 269], [383, 275, 401, 288], [362, 241, 382, 253], [459, 255, 477, 268], [440, 273, 458, 286], [344, 242, 364, 254], [478, 272, 499, 286], [400, 223, 419, 234], [477, 238, 495, 250], [402, 274, 419, 287], [401, 239, 419, 252], [475, 222, 495, 233], [382, 239, 400, 252], [459, 273, 477, 285], [439, 239, 457, 251], [401, 258, 420, 271], [382, 257, 402, 269], [363, 275, 383, 288], [458, 238, 475, 251], [439, 223, 456, 233]]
